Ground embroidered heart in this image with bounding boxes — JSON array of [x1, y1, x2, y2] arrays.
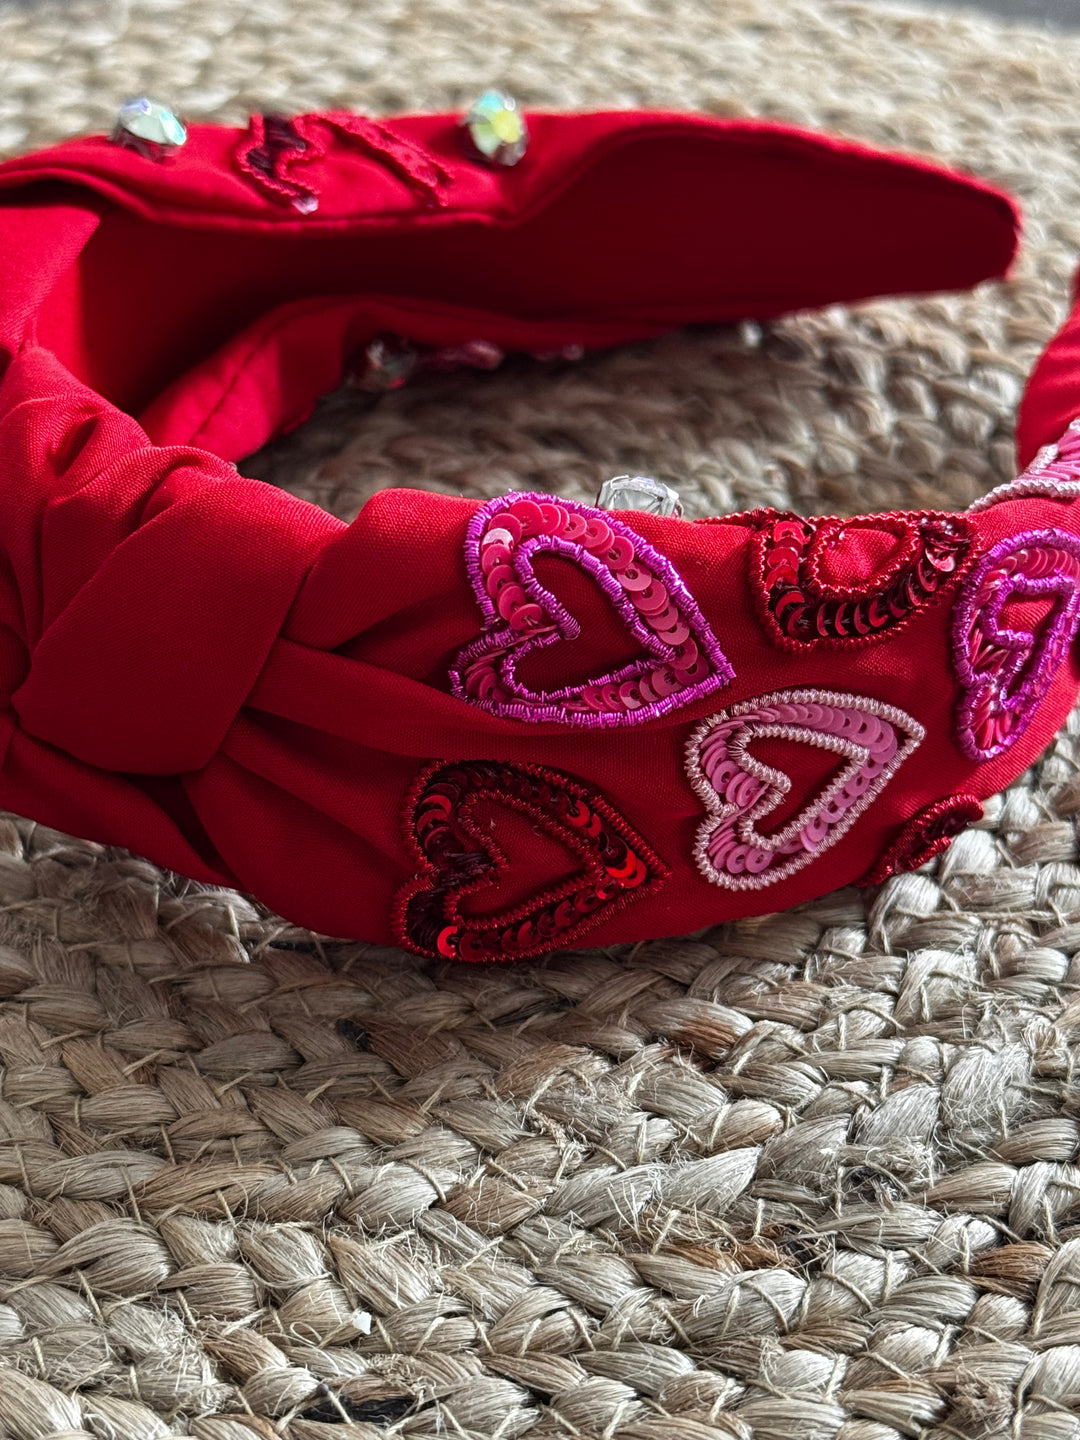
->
[[953, 529, 1080, 761], [969, 417, 1080, 512], [394, 760, 668, 961], [860, 794, 983, 886], [750, 510, 972, 648], [687, 689, 924, 889], [450, 493, 734, 725]]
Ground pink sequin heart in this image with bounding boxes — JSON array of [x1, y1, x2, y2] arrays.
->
[[687, 689, 924, 888], [450, 493, 734, 726], [953, 529, 1080, 761]]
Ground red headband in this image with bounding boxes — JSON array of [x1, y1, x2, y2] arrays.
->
[[0, 102, 1068, 961]]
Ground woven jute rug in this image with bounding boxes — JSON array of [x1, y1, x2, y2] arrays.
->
[[2, 0, 1080, 1436]]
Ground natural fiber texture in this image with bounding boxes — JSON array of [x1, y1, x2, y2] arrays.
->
[[0, 0, 1079, 1435]]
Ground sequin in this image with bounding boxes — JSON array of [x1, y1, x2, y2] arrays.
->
[[687, 689, 924, 890], [345, 332, 515, 391], [112, 99, 187, 161], [394, 760, 668, 962], [429, 339, 505, 370]]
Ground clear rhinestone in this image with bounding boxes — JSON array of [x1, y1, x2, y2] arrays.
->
[[597, 475, 683, 518], [113, 98, 187, 159], [463, 90, 528, 167]]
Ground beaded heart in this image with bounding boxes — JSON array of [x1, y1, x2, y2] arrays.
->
[[450, 493, 734, 725], [952, 529, 1080, 761], [687, 690, 924, 889], [861, 793, 983, 885], [394, 760, 668, 962], [750, 510, 972, 648]]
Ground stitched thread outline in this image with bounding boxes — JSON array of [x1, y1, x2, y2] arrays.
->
[[860, 793, 983, 885], [236, 111, 451, 213]]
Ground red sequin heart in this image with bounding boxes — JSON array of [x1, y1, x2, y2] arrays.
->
[[861, 793, 983, 885], [750, 510, 973, 649], [394, 761, 668, 962]]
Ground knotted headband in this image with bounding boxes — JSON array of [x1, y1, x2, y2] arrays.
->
[[0, 101, 1072, 961]]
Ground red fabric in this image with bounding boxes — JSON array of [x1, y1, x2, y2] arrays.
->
[[0, 106, 1048, 948], [1017, 276, 1080, 466]]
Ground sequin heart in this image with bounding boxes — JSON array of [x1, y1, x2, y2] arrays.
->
[[750, 510, 972, 648], [952, 529, 1080, 761], [450, 493, 734, 725], [687, 690, 924, 889], [393, 761, 668, 961], [860, 794, 983, 885]]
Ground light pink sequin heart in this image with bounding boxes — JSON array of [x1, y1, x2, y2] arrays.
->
[[687, 689, 924, 888], [450, 492, 734, 726]]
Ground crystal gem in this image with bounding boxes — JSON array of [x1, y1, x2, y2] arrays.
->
[[351, 334, 418, 392], [598, 475, 684, 518], [463, 90, 528, 167], [113, 98, 187, 160]]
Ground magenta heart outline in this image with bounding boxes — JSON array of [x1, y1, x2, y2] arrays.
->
[[952, 529, 1080, 761], [687, 689, 924, 890], [450, 492, 734, 726]]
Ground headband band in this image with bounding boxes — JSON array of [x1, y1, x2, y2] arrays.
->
[[1, 103, 1063, 961]]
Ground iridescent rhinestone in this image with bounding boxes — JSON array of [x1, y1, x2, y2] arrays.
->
[[462, 90, 528, 167], [112, 98, 187, 160], [598, 475, 684, 518], [350, 333, 418, 392]]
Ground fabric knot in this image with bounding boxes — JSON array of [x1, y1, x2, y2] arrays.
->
[[0, 349, 339, 775]]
